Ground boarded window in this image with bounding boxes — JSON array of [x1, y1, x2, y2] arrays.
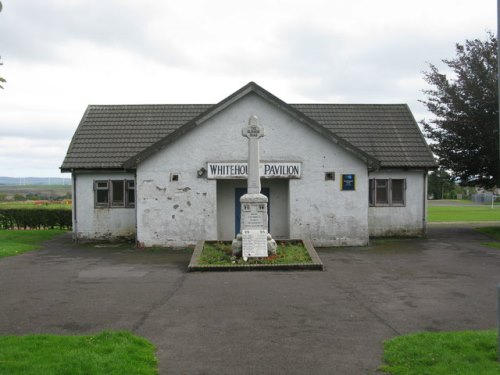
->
[[369, 178, 406, 207], [391, 179, 405, 205], [111, 180, 125, 207], [375, 179, 389, 205]]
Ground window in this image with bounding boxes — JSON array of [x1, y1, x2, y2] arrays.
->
[[94, 179, 135, 208], [375, 179, 389, 205], [111, 180, 124, 207], [126, 180, 135, 207], [95, 181, 109, 207], [391, 179, 405, 206], [369, 178, 406, 206], [325, 172, 335, 181]]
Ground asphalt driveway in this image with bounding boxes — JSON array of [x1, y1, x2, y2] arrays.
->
[[0, 224, 499, 375]]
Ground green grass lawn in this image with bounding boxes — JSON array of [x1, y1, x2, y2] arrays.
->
[[0, 229, 67, 258], [476, 227, 500, 249], [200, 241, 312, 265], [0, 331, 157, 375], [428, 205, 500, 222], [380, 329, 500, 375]]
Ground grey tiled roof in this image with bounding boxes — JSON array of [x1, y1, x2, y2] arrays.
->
[[61, 102, 436, 171], [62, 104, 211, 170], [293, 104, 436, 168]]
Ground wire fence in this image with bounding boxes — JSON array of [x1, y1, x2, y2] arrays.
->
[[471, 193, 500, 206]]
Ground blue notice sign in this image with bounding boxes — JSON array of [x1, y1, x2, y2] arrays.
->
[[342, 174, 355, 191]]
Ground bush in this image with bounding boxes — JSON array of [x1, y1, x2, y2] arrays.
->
[[0, 208, 72, 229]]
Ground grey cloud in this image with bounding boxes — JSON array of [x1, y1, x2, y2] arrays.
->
[[277, 25, 457, 104], [0, 1, 184, 65], [0, 120, 75, 140]]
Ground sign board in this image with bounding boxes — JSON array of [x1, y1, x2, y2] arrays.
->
[[341, 174, 355, 191], [242, 229, 268, 258], [207, 162, 301, 179]]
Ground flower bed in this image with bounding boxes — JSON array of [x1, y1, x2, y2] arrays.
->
[[200, 240, 312, 265], [187, 239, 323, 272]]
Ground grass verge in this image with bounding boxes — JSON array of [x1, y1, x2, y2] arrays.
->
[[199, 241, 312, 265], [0, 229, 67, 258], [0, 331, 157, 375], [0, 201, 71, 210], [428, 205, 500, 222], [476, 227, 500, 249], [380, 329, 500, 375]]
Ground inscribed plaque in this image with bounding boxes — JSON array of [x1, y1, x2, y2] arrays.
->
[[242, 229, 268, 258]]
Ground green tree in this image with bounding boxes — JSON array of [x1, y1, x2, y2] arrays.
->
[[421, 32, 498, 187], [427, 169, 455, 199]]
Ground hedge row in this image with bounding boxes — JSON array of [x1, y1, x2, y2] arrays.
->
[[0, 209, 72, 230]]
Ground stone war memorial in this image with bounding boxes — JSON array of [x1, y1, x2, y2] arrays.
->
[[232, 115, 277, 261]]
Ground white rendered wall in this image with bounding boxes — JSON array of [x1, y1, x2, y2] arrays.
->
[[136, 93, 369, 247], [288, 161, 368, 247], [368, 169, 426, 237], [73, 172, 136, 241]]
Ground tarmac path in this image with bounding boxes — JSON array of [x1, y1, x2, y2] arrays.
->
[[0, 224, 499, 374]]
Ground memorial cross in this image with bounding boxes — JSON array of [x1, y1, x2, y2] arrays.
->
[[242, 115, 264, 194], [232, 115, 277, 259]]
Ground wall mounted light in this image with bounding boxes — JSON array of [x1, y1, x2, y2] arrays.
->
[[197, 167, 206, 178]]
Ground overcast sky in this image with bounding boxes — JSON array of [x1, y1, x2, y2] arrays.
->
[[0, 0, 496, 177]]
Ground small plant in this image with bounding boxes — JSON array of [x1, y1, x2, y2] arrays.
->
[[199, 241, 311, 266]]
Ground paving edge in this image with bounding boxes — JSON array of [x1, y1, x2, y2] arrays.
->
[[187, 238, 324, 272]]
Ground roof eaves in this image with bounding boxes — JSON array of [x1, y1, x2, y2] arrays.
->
[[403, 103, 438, 168], [60, 105, 92, 172]]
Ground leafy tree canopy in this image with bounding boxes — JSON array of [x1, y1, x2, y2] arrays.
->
[[421, 32, 498, 187], [428, 168, 454, 199]]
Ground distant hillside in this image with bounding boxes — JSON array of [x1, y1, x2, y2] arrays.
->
[[0, 177, 71, 186]]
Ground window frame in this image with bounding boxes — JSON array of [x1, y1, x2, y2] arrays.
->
[[94, 179, 135, 208], [111, 180, 125, 207], [390, 178, 406, 207], [369, 178, 406, 207], [126, 180, 135, 208], [374, 178, 389, 206], [94, 180, 110, 208]]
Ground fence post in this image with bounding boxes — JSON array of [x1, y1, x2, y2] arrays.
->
[[498, 284, 500, 362]]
